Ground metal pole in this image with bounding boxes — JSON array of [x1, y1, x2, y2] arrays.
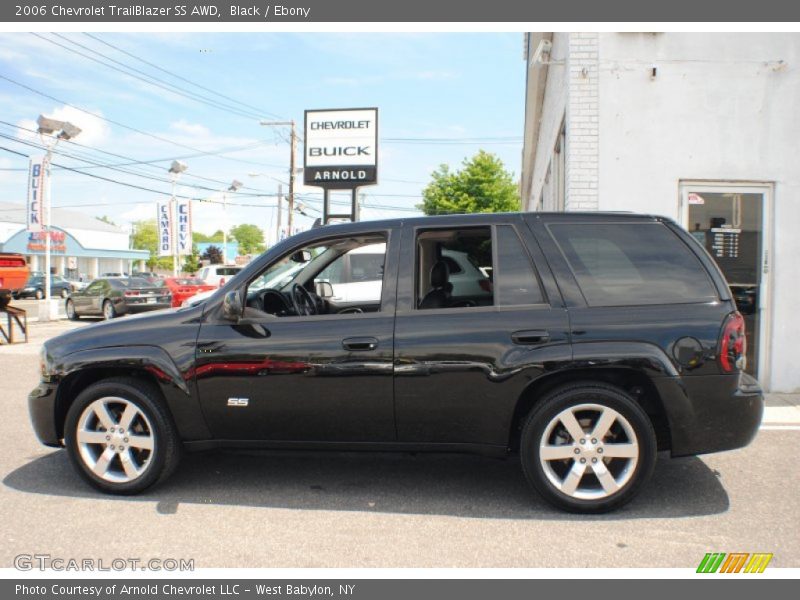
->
[[222, 191, 228, 264], [288, 120, 296, 234], [44, 149, 52, 306], [276, 184, 283, 243]]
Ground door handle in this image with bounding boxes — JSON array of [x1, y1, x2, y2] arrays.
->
[[511, 330, 550, 345], [342, 337, 378, 351]]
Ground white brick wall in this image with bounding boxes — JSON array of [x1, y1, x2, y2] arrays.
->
[[565, 32, 599, 211]]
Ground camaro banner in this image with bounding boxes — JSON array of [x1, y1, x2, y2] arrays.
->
[[156, 200, 173, 257]]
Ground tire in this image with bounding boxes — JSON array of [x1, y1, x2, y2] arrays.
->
[[34, 288, 43, 300], [60, 288, 69, 298], [65, 299, 80, 321], [63, 377, 182, 494], [520, 382, 657, 513], [102, 299, 116, 320]]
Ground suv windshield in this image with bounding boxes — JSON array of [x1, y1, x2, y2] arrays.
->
[[249, 245, 328, 292]]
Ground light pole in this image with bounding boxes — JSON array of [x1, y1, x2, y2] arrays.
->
[[259, 120, 297, 234], [248, 172, 282, 246], [167, 160, 188, 276], [35, 115, 81, 322], [222, 179, 242, 264]]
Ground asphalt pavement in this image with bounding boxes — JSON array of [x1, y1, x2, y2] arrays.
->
[[1, 319, 798, 568]]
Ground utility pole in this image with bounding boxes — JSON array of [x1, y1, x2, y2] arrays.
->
[[276, 183, 283, 243], [259, 120, 297, 235]]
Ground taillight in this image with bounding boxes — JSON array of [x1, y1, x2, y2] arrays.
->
[[478, 279, 493, 293], [219, 278, 225, 287], [124, 290, 140, 297], [0, 258, 25, 267], [719, 311, 746, 373]]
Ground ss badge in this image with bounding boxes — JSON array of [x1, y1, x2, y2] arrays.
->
[[227, 397, 249, 407]]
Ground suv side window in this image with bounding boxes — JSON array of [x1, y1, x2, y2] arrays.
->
[[415, 227, 494, 310], [548, 222, 718, 306], [495, 225, 545, 306]]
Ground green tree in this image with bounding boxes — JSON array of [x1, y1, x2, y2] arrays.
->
[[194, 230, 225, 243], [183, 244, 201, 274], [97, 215, 116, 226], [420, 150, 520, 216], [230, 223, 265, 254]]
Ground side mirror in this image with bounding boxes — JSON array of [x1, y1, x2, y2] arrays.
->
[[222, 290, 243, 321], [315, 281, 334, 298], [291, 250, 312, 263]]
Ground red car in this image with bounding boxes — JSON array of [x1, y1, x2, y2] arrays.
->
[[162, 277, 215, 308], [0, 253, 29, 309]]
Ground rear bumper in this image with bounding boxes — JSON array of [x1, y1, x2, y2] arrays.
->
[[656, 372, 764, 457], [28, 381, 61, 447], [118, 302, 172, 315]]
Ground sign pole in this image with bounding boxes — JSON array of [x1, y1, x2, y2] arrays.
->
[[288, 120, 296, 234]]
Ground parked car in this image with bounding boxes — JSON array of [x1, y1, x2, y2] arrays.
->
[[0, 253, 28, 309], [197, 265, 242, 288], [100, 272, 128, 278], [131, 271, 163, 286], [161, 277, 215, 308], [29, 213, 761, 513], [65, 277, 172, 320], [13, 274, 73, 299]]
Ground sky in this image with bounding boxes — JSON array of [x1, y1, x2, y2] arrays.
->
[[0, 32, 525, 243]]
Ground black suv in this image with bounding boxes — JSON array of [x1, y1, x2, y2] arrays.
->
[[29, 213, 762, 512]]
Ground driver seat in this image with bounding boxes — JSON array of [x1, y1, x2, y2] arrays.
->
[[419, 260, 452, 309]]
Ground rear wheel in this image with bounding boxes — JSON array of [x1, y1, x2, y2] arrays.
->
[[64, 378, 182, 494], [60, 288, 69, 298], [65, 299, 79, 321], [520, 383, 657, 513], [102, 299, 116, 320]]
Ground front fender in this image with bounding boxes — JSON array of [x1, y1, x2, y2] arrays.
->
[[51, 345, 211, 441]]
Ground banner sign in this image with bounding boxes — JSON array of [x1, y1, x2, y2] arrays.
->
[[176, 199, 192, 256], [304, 108, 378, 189], [157, 201, 172, 257], [26, 155, 47, 232]]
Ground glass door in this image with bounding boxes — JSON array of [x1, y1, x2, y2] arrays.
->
[[680, 183, 772, 380]]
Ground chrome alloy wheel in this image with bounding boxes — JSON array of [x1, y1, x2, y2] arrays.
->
[[539, 403, 639, 500], [76, 397, 155, 483]]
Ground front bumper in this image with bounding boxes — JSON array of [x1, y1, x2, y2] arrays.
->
[[28, 381, 61, 447], [656, 372, 764, 457]]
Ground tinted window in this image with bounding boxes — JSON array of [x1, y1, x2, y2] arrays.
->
[[495, 225, 544, 305], [549, 222, 717, 306], [85, 280, 105, 294], [218, 267, 241, 276], [349, 253, 384, 282]]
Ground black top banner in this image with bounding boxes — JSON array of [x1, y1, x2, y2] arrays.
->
[[4, 0, 800, 22]]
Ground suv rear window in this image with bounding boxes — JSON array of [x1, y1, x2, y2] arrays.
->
[[548, 222, 717, 306]]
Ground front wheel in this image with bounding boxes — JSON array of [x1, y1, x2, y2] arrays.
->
[[520, 383, 657, 513], [65, 299, 80, 321], [64, 378, 182, 494], [102, 299, 116, 320]]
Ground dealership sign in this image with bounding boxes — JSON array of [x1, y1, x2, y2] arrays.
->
[[304, 108, 378, 189], [26, 155, 47, 232], [157, 200, 192, 257]]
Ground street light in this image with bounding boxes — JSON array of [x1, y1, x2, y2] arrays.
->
[[259, 120, 297, 234], [167, 161, 188, 276], [222, 179, 242, 264], [35, 114, 81, 322]]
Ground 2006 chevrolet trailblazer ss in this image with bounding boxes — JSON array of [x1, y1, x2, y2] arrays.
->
[[29, 213, 763, 513]]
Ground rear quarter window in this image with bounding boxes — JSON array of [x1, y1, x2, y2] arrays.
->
[[548, 222, 718, 306]]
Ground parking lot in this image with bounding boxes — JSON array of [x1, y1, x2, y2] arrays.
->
[[1, 319, 799, 569]]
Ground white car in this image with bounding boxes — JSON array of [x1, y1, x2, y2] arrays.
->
[[197, 265, 242, 288]]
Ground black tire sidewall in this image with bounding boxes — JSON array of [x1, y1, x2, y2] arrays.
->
[[35, 289, 43, 300], [103, 300, 115, 319], [521, 384, 657, 513], [64, 380, 171, 494], [66, 300, 78, 320]]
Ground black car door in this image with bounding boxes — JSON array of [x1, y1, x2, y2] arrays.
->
[[393, 215, 572, 448], [75, 280, 104, 314], [193, 228, 400, 443]]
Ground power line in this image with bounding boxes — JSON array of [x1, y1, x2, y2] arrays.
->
[[0, 73, 288, 170], [84, 32, 284, 121], [37, 33, 265, 122]]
